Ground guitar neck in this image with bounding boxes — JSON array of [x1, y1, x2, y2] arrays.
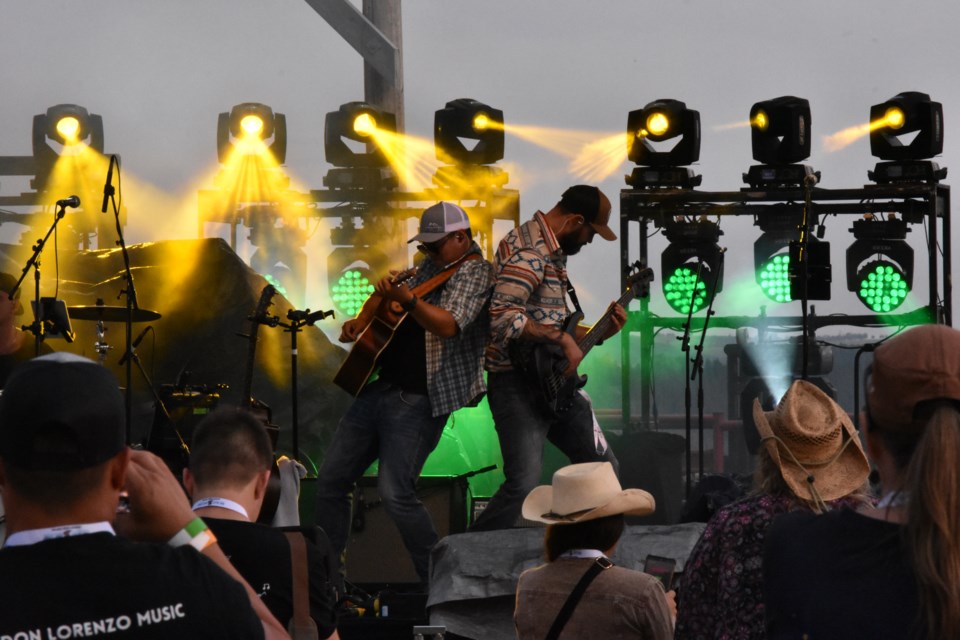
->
[[578, 288, 636, 357]]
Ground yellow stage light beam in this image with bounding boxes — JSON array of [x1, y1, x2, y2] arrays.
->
[[353, 113, 377, 137], [366, 128, 440, 190], [712, 120, 752, 131], [569, 133, 627, 182], [473, 113, 490, 132], [646, 112, 670, 137], [500, 123, 602, 159], [823, 108, 907, 153]]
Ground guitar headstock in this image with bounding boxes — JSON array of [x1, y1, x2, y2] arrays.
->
[[625, 261, 655, 298], [251, 284, 278, 326]]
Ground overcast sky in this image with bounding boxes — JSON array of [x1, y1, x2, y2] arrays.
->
[[1, 0, 957, 328]]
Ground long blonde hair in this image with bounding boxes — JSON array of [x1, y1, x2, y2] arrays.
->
[[901, 403, 960, 639]]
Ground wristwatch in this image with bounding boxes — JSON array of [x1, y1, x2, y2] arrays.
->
[[401, 295, 418, 312]]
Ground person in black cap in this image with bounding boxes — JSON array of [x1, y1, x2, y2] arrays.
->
[[0, 271, 53, 387], [470, 185, 627, 532], [0, 353, 289, 639], [317, 201, 493, 585]]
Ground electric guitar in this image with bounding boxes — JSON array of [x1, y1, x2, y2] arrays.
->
[[511, 263, 654, 413], [241, 283, 282, 524]]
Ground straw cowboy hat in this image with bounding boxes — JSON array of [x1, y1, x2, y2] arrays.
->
[[754, 379, 870, 505], [521, 462, 655, 524]]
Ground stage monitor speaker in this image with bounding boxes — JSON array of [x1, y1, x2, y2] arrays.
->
[[345, 476, 467, 585]]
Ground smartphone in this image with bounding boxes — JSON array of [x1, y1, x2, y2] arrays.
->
[[643, 554, 676, 591]]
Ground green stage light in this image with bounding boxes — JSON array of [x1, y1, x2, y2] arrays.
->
[[663, 266, 707, 314], [846, 218, 913, 313], [857, 261, 909, 313], [758, 253, 792, 303], [660, 219, 723, 314], [330, 269, 375, 317]]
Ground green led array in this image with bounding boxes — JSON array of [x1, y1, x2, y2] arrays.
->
[[331, 269, 375, 316], [759, 254, 792, 303], [663, 266, 707, 314], [858, 262, 909, 313]]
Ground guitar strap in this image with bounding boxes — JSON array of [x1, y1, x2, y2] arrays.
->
[[563, 276, 584, 319], [408, 253, 482, 300]]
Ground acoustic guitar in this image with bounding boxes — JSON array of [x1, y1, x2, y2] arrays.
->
[[332, 269, 416, 396], [510, 263, 654, 413]]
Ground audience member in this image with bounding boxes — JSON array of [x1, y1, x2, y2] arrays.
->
[[675, 379, 871, 639], [0, 353, 288, 638], [184, 407, 339, 639], [514, 462, 674, 640], [765, 324, 960, 638]]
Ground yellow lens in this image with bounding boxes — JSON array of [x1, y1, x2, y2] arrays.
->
[[473, 113, 490, 132], [240, 115, 264, 137], [884, 107, 905, 130], [56, 116, 80, 142], [646, 112, 669, 136], [754, 110, 769, 131], [353, 113, 376, 136]]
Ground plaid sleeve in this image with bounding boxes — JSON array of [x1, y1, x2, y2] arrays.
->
[[443, 258, 494, 331], [490, 248, 545, 344]]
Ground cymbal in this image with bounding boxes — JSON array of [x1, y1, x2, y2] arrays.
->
[[68, 306, 161, 322]]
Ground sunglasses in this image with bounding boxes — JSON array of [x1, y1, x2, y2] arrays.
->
[[417, 233, 458, 255]]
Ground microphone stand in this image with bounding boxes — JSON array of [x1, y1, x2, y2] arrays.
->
[[677, 261, 704, 500], [797, 173, 818, 380], [9, 200, 72, 356], [691, 248, 725, 489], [275, 307, 334, 461], [103, 155, 139, 442]]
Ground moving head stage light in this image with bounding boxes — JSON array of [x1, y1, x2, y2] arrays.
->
[[323, 102, 398, 190], [626, 99, 702, 189], [868, 91, 947, 184], [217, 102, 287, 164], [744, 96, 819, 189], [434, 98, 504, 166]]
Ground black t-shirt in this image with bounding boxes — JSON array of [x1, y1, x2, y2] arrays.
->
[[763, 507, 920, 639], [204, 518, 338, 638], [377, 308, 428, 395], [0, 532, 263, 639]]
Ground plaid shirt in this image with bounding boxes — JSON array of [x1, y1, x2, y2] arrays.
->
[[408, 242, 493, 417], [485, 211, 570, 372]]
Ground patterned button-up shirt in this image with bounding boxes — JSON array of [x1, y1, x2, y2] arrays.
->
[[407, 242, 494, 417], [485, 211, 570, 372]]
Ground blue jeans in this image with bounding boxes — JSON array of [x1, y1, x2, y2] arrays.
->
[[314, 379, 448, 583], [469, 369, 619, 531]]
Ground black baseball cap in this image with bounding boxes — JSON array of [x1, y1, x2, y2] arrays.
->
[[558, 185, 616, 241], [0, 353, 125, 470]]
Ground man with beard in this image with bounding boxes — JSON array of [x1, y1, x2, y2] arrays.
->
[[470, 185, 627, 531]]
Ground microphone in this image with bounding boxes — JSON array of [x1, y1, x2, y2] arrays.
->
[[118, 325, 152, 365], [101, 155, 115, 214], [57, 196, 81, 208]]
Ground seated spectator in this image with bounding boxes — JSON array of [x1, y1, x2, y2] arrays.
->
[[183, 407, 339, 639], [675, 379, 871, 639], [764, 324, 960, 639], [0, 353, 288, 639], [514, 461, 674, 640]]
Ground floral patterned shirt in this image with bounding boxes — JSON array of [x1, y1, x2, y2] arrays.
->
[[674, 492, 861, 640]]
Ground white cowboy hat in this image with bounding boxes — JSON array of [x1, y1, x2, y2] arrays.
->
[[521, 461, 655, 524]]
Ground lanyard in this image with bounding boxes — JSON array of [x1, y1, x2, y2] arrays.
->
[[559, 548, 607, 560], [191, 497, 250, 520], [4, 521, 115, 547]]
